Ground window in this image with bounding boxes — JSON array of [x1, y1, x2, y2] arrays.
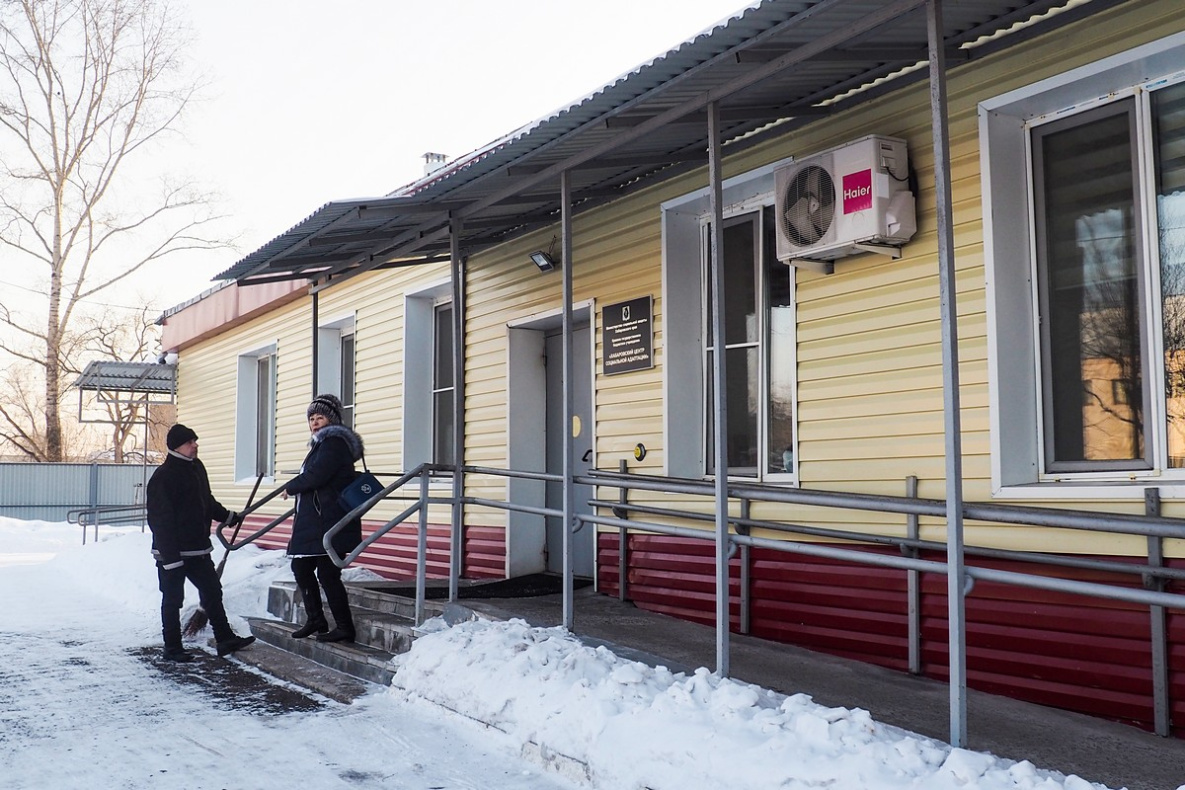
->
[[661, 159, 798, 482], [982, 33, 1185, 490], [704, 207, 796, 477], [404, 279, 455, 474], [317, 316, 355, 429], [235, 345, 276, 480], [433, 302, 455, 466], [340, 333, 356, 429]]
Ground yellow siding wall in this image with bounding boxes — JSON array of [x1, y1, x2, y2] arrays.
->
[[458, 0, 1185, 554], [176, 263, 450, 523], [175, 0, 1185, 559]]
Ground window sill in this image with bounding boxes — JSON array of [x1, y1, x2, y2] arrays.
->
[[994, 480, 1185, 500]]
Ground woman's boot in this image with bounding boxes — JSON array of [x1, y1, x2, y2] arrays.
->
[[292, 611, 328, 639], [292, 584, 329, 639], [318, 584, 355, 643]]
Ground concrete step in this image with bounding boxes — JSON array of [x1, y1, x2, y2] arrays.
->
[[248, 617, 397, 687], [251, 580, 495, 700], [220, 634, 377, 704], [266, 580, 451, 626], [266, 583, 429, 655]]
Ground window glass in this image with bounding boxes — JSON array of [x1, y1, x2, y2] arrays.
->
[[706, 346, 760, 475], [433, 303, 455, 466], [767, 210, 795, 475], [1033, 101, 1147, 470], [340, 333, 355, 429], [1155, 82, 1185, 467], [254, 355, 275, 477], [704, 208, 794, 478]]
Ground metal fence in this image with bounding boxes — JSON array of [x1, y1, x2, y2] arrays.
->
[[0, 462, 151, 523]]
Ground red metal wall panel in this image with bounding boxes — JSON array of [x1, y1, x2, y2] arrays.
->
[[597, 531, 1185, 737], [238, 515, 504, 581]]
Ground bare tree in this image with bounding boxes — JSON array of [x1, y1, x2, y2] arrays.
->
[[0, 0, 225, 461]]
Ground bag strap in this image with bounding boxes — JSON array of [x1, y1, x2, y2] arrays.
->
[[360, 451, 370, 473]]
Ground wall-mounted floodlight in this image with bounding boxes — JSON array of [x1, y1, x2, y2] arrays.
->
[[529, 250, 557, 272], [529, 235, 561, 273]]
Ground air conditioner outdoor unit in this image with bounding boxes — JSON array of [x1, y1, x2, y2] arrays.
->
[[774, 135, 916, 272]]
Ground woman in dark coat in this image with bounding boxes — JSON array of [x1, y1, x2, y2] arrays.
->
[[282, 394, 364, 643]]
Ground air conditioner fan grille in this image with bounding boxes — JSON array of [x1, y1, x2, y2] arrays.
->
[[780, 164, 836, 247]]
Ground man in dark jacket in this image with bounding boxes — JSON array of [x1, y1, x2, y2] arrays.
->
[[146, 424, 255, 662]]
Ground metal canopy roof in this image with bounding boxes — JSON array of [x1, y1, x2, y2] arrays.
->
[[216, 0, 1121, 287], [74, 361, 177, 396]]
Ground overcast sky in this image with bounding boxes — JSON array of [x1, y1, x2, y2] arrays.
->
[[133, 0, 753, 310]]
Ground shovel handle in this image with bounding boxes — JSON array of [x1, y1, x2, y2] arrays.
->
[[215, 474, 264, 576]]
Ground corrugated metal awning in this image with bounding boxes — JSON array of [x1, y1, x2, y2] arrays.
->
[[74, 361, 177, 396], [214, 0, 1121, 287]]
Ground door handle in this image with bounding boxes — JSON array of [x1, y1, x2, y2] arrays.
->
[[581, 449, 592, 463]]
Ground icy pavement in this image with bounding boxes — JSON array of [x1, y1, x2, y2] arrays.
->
[[0, 520, 579, 790], [3, 517, 1172, 790]]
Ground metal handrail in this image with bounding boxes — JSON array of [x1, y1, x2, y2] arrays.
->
[[214, 483, 295, 551], [584, 468, 1185, 539], [584, 496, 1185, 584], [324, 464, 434, 565], [68, 504, 147, 545], [323, 463, 440, 623], [216, 458, 1185, 739]]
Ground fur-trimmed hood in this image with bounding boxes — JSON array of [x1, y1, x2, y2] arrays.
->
[[310, 424, 364, 462]]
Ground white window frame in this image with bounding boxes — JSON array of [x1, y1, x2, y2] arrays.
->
[[404, 278, 454, 478], [317, 313, 356, 429], [234, 342, 277, 483], [981, 31, 1185, 498], [662, 158, 799, 483]]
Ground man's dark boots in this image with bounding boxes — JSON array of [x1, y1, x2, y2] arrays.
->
[[162, 646, 193, 662], [292, 587, 329, 638], [211, 613, 256, 657], [215, 634, 256, 657], [162, 607, 192, 662]]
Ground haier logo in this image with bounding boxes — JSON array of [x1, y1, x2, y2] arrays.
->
[[842, 169, 873, 214]]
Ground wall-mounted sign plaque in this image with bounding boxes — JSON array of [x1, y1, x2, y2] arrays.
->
[[602, 296, 653, 376]]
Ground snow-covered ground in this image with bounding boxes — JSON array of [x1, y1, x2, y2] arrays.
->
[[0, 518, 1160, 789]]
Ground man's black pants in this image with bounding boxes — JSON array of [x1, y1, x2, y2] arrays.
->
[[158, 554, 233, 648]]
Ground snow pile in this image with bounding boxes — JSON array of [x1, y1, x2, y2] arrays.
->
[[393, 618, 1108, 790]]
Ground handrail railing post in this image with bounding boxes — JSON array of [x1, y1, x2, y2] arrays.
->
[[1145, 487, 1170, 737], [739, 497, 752, 635], [89, 463, 100, 544], [906, 476, 922, 675], [416, 470, 429, 626], [614, 459, 630, 602]]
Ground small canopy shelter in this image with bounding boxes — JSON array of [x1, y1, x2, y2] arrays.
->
[[70, 360, 177, 528], [74, 359, 176, 461]]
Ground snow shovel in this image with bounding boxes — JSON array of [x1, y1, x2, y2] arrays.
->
[[182, 474, 264, 637]]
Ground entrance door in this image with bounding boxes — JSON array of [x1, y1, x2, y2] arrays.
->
[[545, 326, 594, 577]]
